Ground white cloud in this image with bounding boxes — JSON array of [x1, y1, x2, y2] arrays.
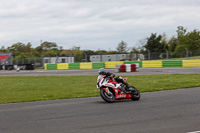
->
[[0, 0, 200, 50]]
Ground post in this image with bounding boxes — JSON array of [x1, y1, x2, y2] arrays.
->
[[185, 48, 189, 59], [165, 49, 169, 60], [147, 50, 150, 60], [28, 56, 31, 64], [34, 56, 36, 68], [16, 57, 18, 65], [84, 52, 87, 62], [22, 57, 24, 64]]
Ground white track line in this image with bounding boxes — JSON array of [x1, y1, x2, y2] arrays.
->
[[187, 131, 200, 133]]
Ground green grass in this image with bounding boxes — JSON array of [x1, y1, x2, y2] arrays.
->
[[157, 55, 200, 60], [0, 74, 200, 104]]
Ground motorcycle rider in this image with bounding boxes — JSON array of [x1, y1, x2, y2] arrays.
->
[[98, 68, 131, 92]]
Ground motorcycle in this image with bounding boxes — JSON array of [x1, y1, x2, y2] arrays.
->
[[97, 75, 141, 103]]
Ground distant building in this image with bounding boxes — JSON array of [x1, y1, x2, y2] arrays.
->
[[90, 54, 130, 62], [43, 56, 74, 64]]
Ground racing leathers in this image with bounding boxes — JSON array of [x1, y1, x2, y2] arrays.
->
[[103, 72, 130, 91]]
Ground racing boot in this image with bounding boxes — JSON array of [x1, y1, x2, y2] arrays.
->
[[120, 80, 131, 91], [119, 84, 126, 92], [122, 81, 135, 92]]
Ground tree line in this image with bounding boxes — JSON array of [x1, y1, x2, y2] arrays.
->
[[1, 26, 200, 61]]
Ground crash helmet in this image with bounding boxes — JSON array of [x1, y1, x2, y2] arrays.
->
[[98, 68, 106, 75]]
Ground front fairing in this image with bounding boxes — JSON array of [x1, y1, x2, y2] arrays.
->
[[97, 75, 103, 82], [97, 75, 121, 89], [96, 75, 104, 89]]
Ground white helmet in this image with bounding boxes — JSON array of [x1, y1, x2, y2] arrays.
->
[[98, 68, 106, 75]]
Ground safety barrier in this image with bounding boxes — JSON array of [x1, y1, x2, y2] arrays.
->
[[44, 60, 200, 70], [92, 62, 104, 69], [57, 63, 69, 70], [142, 61, 162, 68], [46, 64, 57, 70], [69, 63, 80, 69], [117, 64, 137, 72], [124, 61, 142, 68], [80, 63, 92, 69], [162, 60, 182, 67], [182, 60, 200, 67], [104, 61, 124, 68]]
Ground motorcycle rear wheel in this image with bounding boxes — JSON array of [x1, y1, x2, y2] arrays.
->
[[130, 86, 141, 101], [100, 89, 115, 103]]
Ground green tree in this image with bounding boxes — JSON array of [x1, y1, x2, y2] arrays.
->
[[144, 33, 165, 52], [69, 46, 83, 62], [177, 26, 187, 38], [175, 26, 200, 56], [35, 41, 60, 56], [116, 41, 128, 53], [7, 42, 33, 58], [106, 51, 118, 54], [186, 29, 200, 55], [168, 36, 178, 53], [0, 46, 7, 53], [131, 47, 140, 54]]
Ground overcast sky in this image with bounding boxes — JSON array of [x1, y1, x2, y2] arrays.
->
[[0, 0, 200, 51]]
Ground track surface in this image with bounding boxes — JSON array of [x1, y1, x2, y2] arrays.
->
[[0, 67, 200, 133], [0, 87, 200, 133], [1, 67, 200, 76]]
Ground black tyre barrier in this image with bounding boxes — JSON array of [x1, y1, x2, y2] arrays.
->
[[5, 65, 14, 70], [17, 64, 34, 70]]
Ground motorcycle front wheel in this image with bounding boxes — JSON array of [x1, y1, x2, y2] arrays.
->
[[100, 89, 115, 103], [130, 86, 141, 101]]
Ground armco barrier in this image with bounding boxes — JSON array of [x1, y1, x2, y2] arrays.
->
[[69, 63, 80, 69], [104, 61, 124, 68], [57, 63, 69, 70], [92, 62, 104, 69], [162, 60, 182, 67], [142, 61, 162, 68], [80, 63, 92, 69], [182, 60, 200, 67]]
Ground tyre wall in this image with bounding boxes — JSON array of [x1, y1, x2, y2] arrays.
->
[[57, 63, 69, 70], [104, 61, 124, 68], [45, 60, 200, 70], [162, 60, 182, 67], [182, 60, 200, 67], [80, 63, 92, 69], [142, 61, 162, 68]]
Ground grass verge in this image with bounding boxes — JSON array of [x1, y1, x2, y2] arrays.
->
[[0, 74, 200, 104]]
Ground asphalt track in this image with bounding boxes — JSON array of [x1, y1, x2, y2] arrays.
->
[[0, 67, 200, 76], [0, 67, 200, 133], [0, 88, 200, 133]]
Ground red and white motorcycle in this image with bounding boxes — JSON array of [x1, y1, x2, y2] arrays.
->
[[97, 75, 141, 103]]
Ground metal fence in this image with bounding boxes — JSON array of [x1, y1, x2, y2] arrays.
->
[[12, 57, 44, 68], [1, 56, 75, 68], [144, 49, 200, 60], [1, 50, 200, 69]]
